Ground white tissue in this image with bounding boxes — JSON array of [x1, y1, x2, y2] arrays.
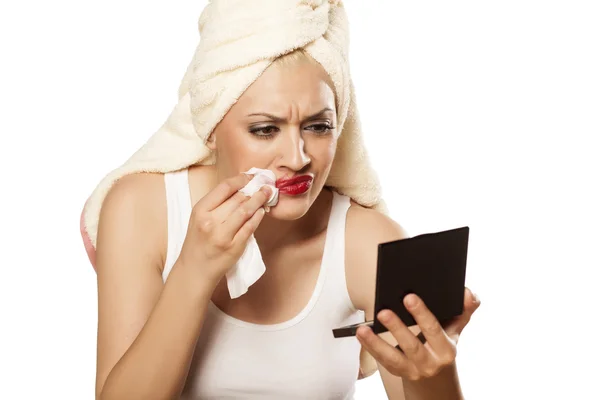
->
[[238, 167, 279, 208], [225, 168, 279, 299]]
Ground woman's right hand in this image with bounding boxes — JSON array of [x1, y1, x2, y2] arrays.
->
[[176, 172, 272, 286]]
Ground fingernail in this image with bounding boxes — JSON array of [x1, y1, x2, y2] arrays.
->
[[261, 186, 272, 196], [378, 310, 392, 323], [472, 291, 480, 303], [405, 295, 418, 309], [357, 326, 370, 339]]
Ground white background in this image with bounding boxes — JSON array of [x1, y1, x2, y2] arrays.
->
[[1, 1, 599, 399]]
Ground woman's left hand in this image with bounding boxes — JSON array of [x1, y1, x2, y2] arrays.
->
[[356, 287, 480, 381]]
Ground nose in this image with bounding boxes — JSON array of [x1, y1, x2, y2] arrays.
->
[[277, 129, 311, 171]]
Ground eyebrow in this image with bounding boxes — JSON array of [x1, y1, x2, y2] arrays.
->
[[247, 107, 335, 122]]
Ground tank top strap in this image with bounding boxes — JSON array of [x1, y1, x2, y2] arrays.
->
[[163, 169, 193, 282], [320, 190, 359, 313]]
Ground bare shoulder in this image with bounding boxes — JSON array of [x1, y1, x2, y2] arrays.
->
[[346, 200, 409, 241], [97, 172, 167, 273], [345, 200, 410, 314]]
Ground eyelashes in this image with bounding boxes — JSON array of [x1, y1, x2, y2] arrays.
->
[[249, 123, 336, 139], [249, 125, 280, 138]]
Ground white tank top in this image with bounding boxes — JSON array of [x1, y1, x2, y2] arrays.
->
[[163, 169, 365, 399]]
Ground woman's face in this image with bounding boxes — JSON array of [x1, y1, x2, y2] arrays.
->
[[207, 56, 338, 220]]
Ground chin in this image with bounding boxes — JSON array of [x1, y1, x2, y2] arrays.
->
[[267, 195, 313, 220]]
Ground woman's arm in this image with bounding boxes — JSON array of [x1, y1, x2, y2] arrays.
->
[[95, 174, 215, 400], [345, 204, 465, 400]]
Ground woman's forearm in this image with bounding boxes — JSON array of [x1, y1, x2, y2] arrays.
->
[[403, 361, 464, 400], [98, 262, 216, 400]]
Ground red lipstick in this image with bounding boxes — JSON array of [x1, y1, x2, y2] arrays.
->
[[276, 175, 313, 195]]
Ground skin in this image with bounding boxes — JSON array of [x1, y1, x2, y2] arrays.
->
[[94, 54, 480, 400]]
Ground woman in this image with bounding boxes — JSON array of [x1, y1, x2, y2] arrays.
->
[[82, 1, 480, 399]]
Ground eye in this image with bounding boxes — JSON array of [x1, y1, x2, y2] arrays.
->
[[306, 123, 335, 134], [249, 125, 280, 139]]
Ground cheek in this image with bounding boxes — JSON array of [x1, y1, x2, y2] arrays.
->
[[216, 130, 270, 172], [215, 132, 244, 169], [309, 137, 337, 170], [318, 137, 337, 162]]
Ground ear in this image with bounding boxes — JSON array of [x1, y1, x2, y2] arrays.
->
[[206, 133, 217, 151]]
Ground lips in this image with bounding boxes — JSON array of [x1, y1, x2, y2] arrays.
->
[[276, 175, 313, 188], [276, 175, 313, 195]]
